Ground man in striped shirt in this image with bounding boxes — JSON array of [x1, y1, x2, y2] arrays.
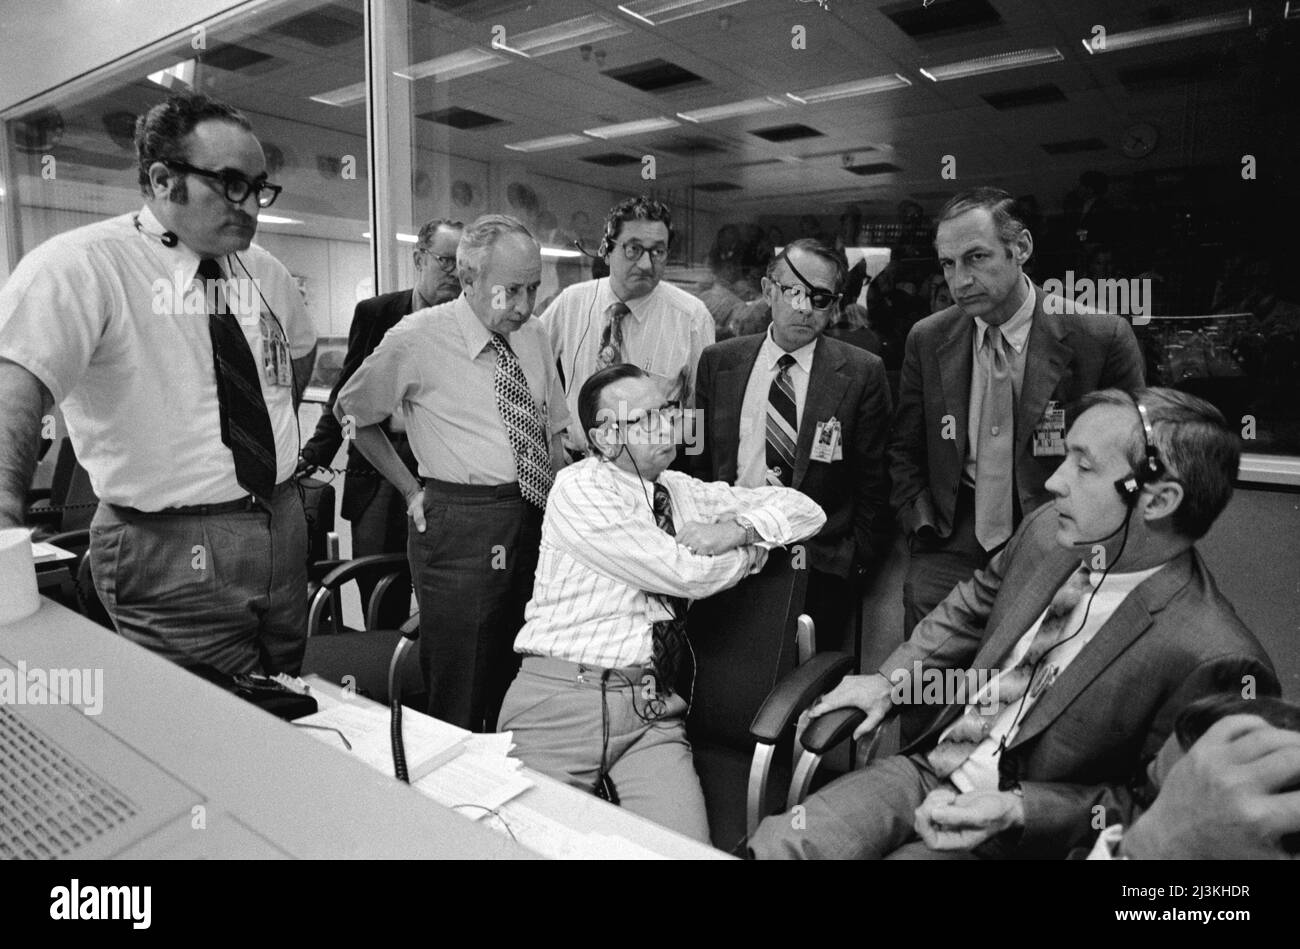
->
[[501, 364, 825, 842]]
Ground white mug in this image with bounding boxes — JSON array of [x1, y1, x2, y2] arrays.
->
[[0, 527, 41, 625]]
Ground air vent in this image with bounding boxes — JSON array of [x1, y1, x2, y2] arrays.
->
[[694, 181, 742, 192], [751, 124, 824, 143], [844, 162, 902, 176], [884, 0, 1002, 39], [659, 138, 728, 156], [1041, 138, 1108, 155], [982, 84, 1066, 110], [602, 59, 706, 93], [268, 6, 362, 47], [580, 153, 644, 166], [202, 43, 275, 73], [417, 107, 505, 129]]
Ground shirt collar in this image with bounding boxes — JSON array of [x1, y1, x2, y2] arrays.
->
[[759, 325, 818, 374], [974, 274, 1035, 354], [454, 294, 495, 359], [136, 204, 203, 274], [600, 278, 655, 323]]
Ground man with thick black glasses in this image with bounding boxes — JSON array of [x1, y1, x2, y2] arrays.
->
[[540, 195, 714, 458], [692, 238, 893, 653], [0, 92, 317, 676], [300, 218, 464, 626]]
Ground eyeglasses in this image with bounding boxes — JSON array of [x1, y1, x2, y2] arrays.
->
[[420, 251, 458, 274], [166, 160, 282, 208], [614, 241, 668, 264], [769, 280, 841, 311], [612, 402, 681, 434]]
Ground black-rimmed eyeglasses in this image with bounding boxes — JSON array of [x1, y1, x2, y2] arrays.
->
[[166, 160, 282, 208]]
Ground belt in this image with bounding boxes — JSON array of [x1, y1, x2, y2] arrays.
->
[[109, 482, 290, 518], [520, 655, 649, 684]]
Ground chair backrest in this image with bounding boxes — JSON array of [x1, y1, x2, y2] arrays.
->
[[686, 547, 809, 750]]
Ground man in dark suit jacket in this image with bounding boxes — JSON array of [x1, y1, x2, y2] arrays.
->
[[693, 238, 892, 652], [751, 387, 1277, 859], [300, 218, 462, 621], [890, 188, 1145, 645]]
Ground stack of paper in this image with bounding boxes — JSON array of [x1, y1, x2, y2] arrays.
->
[[296, 701, 469, 781], [414, 751, 532, 817]]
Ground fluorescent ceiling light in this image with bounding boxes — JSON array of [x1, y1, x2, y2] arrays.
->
[[919, 47, 1064, 82], [786, 73, 911, 104], [677, 96, 786, 123], [618, 0, 748, 26], [541, 246, 582, 258], [148, 60, 197, 90], [362, 232, 419, 243], [396, 47, 508, 83], [583, 116, 680, 139], [1081, 9, 1253, 55], [310, 80, 366, 106], [505, 134, 590, 152], [257, 215, 303, 225], [502, 14, 630, 57], [1287, 1, 1300, 19]]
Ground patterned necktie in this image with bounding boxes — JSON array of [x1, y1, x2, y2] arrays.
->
[[765, 353, 798, 487], [926, 564, 1094, 779], [487, 333, 553, 510], [974, 325, 1015, 550], [596, 301, 630, 370], [650, 482, 690, 696], [201, 257, 277, 499]]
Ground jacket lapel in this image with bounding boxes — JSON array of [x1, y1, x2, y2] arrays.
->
[[1016, 286, 1072, 458], [794, 341, 849, 488], [1009, 550, 1195, 749], [936, 310, 973, 468], [713, 336, 764, 484]]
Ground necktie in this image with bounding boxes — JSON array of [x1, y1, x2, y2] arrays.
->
[[596, 301, 630, 370], [974, 325, 1014, 550], [926, 564, 1094, 779], [487, 333, 553, 510], [650, 482, 690, 697], [201, 257, 277, 499], [765, 353, 798, 487]]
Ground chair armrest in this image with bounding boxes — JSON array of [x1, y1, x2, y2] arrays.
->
[[750, 652, 855, 745], [800, 707, 868, 755], [316, 553, 408, 589]]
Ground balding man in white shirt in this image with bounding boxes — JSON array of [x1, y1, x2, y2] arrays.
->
[[0, 93, 315, 675], [501, 363, 825, 842]]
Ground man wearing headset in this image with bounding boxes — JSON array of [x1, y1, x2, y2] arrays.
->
[[0, 93, 316, 675], [750, 387, 1278, 859], [539, 196, 714, 458], [501, 364, 825, 842]]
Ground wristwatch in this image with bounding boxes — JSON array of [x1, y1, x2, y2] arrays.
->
[[735, 517, 760, 546]]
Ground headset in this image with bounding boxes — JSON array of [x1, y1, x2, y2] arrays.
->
[[1114, 396, 1166, 506], [133, 214, 178, 247]]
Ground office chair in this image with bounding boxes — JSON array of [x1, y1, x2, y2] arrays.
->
[[300, 614, 426, 710], [306, 553, 413, 636]]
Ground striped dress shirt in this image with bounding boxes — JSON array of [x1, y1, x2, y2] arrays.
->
[[513, 458, 826, 668]]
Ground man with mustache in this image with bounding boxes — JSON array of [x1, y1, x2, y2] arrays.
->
[[0, 92, 317, 674]]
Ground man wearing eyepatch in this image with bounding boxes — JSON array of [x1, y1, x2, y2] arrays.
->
[[692, 238, 893, 653]]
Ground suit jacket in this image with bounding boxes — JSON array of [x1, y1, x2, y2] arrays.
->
[[301, 289, 418, 521], [882, 503, 1279, 858], [692, 334, 893, 579], [889, 283, 1145, 540]]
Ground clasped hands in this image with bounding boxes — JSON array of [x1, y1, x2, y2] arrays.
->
[[675, 519, 748, 555], [807, 672, 1024, 851]]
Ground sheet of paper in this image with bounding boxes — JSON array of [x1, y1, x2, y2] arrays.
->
[[414, 753, 532, 817], [296, 701, 467, 780], [31, 542, 75, 564]]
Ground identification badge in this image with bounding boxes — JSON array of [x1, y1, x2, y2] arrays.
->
[[261, 321, 293, 387], [1032, 401, 1066, 457], [810, 417, 842, 463]]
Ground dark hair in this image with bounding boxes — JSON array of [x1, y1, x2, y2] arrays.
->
[[416, 217, 464, 255], [598, 195, 674, 256], [767, 237, 848, 294], [134, 93, 252, 195], [578, 363, 647, 447], [936, 187, 1029, 249], [1175, 694, 1300, 751], [1077, 386, 1241, 539]]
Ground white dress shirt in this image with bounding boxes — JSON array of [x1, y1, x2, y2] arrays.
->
[[963, 274, 1035, 485], [513, 457, 826, 668], [945, 561, 1166, 792], [0, 206, 314, 509], [737, 329, 818, 488], [540, 277, 715, 451]]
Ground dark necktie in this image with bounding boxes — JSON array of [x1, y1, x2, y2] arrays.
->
[[487, 333, 553, 510], [650, 482, 690, 696], [926, 565, 1094, 778], [765, 353, 798, 486], [201, 257, 276, 499], [597, 301, 630, 369], [974, 325, 1015, 550]]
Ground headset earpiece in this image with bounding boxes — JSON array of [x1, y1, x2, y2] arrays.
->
[[1114, 397, 1166, 507]]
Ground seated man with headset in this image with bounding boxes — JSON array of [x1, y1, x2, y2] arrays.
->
[[500, 363, 825, 842], [750, 386, 1278, 859]]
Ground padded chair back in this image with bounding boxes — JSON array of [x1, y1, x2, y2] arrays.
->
[[300, 628, 428, 710]]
